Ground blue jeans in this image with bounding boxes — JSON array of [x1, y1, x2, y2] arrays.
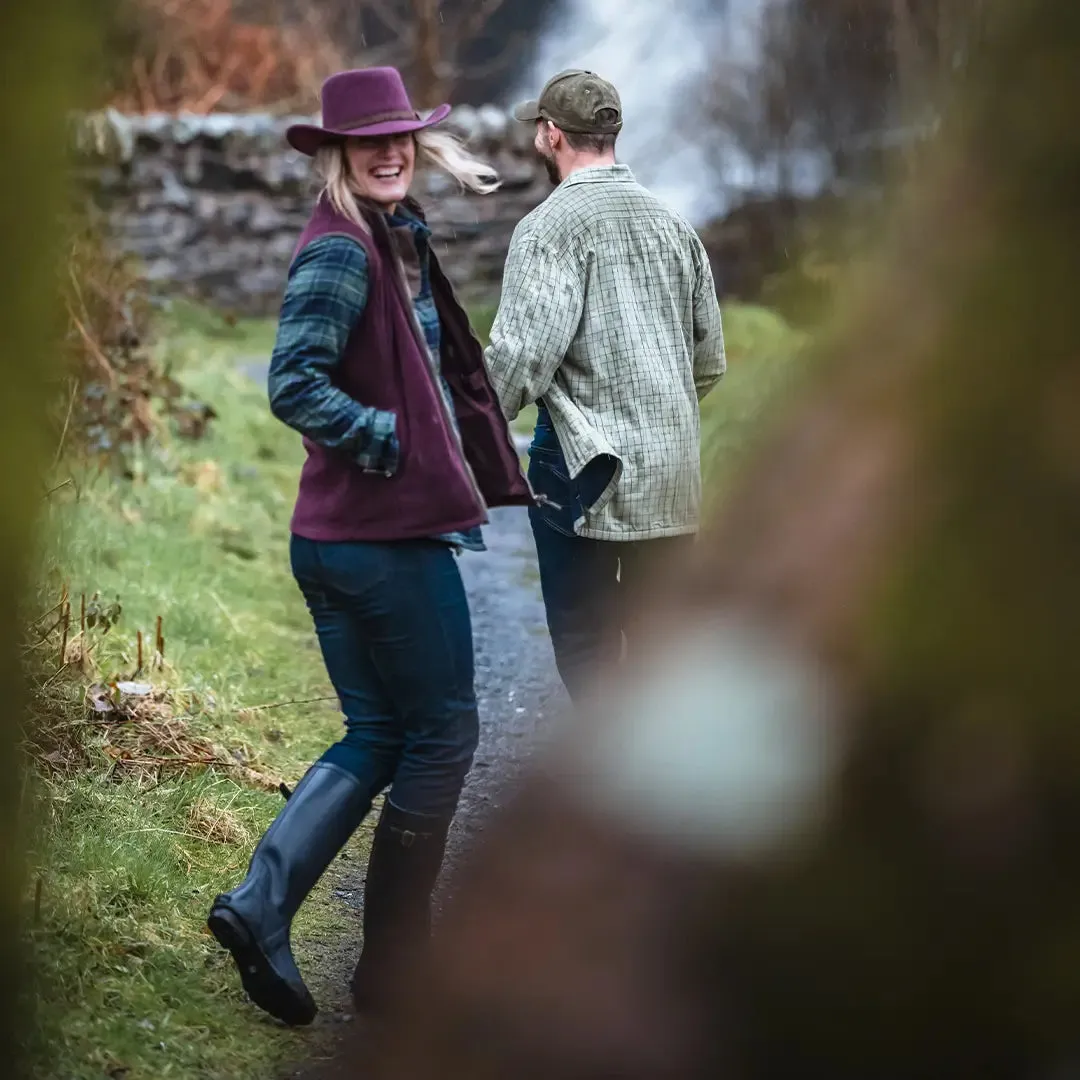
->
[[290, 535, 479, 818], [527, 403, 693, 699]]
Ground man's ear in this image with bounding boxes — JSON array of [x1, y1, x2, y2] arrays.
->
[[547, 121, 563, 151]]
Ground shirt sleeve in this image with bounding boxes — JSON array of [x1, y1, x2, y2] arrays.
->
[[689, 234, 726, 401], [267, 234, 399, 474], [484, 227, 585, 421]]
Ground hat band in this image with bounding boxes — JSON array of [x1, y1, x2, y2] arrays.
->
[[326, 108, 421, 131], [540, 109, 622, 135]]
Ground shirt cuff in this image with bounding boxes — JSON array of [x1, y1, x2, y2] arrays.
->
[[356, 408, 399, 476]]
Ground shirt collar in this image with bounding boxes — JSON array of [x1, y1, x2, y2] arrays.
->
[[559, 163, 635, 189], [387, 203, 431, 237]]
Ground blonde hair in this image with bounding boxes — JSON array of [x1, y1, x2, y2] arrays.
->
[[415, 128, 500, 195], [313, 127, 500, 230]]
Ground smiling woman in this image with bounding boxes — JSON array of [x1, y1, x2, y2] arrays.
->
[[313, 126, 501, 227], [344, 132, 417, 208], [205, 64, 536, 1034]]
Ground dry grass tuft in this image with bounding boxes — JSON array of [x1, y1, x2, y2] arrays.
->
[[23, 595, 283, 795], [92, 683, 283, 791], [186, 796, 254, 846]]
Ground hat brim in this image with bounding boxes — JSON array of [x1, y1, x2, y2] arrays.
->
[[286, 103, 452, 156], [512, 99, 542, 123]]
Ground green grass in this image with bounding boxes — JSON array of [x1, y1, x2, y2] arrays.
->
[[701, 304, 808, 506], [24, 772, 361, 1079], [24, 303, 367, 1080]]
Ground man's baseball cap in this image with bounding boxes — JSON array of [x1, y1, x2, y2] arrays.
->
[[513, 69, 623, 135]]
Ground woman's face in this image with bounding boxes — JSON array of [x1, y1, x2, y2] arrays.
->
[[345, 133, 416, 210]]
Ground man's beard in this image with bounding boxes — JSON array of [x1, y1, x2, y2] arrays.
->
[[541, 151, 561, 187]]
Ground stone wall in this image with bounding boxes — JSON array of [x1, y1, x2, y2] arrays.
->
[[72, 108, 550, 315]]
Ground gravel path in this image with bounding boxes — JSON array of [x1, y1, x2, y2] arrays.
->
[[447, 505, 565, 869]]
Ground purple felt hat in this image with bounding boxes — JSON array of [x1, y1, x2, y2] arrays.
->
[[286, 67, 451, 156]]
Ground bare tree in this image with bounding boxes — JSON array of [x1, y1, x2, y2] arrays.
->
[[697, 0, 805, 197], [891, 0, 992, 127], [275, 0, 527, 107], [696, 0, 997, 202]]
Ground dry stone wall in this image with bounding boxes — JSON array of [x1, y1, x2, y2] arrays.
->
[[72, 108, 551, 315]]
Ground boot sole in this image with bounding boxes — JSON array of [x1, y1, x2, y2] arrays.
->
[[207, 906, 317, 1026]]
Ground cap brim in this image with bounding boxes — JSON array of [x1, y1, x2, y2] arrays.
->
[[286, 103, 452, 156], [512, 99, 542, 123]]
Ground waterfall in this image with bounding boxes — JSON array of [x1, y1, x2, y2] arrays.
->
[[510, 0, 770, 223], [511, 0, 833, 223]]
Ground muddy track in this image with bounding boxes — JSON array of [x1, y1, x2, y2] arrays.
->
[[281, 505, 564, 1078]]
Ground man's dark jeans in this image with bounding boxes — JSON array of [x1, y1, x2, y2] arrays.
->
[[527, 403, 693, 700], [290, 535, 479, 818]]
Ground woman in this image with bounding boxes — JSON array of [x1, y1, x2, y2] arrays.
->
[[206, 67, 533, 1027]]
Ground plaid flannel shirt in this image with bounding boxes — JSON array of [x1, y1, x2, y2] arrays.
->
[[269, 234, 399, 474], [485, 165, 726, 541], [268, 211, 484, 552]]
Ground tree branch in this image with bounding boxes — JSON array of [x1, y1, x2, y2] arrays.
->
[[459, 0, 507, 45], [362, 0, 412, 42], [447, 30, 529, 82]]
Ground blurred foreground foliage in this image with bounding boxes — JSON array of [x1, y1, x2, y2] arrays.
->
[[2, 0, 119, 1072]]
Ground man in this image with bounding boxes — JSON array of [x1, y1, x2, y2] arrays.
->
[[485, 69, 726, 700]]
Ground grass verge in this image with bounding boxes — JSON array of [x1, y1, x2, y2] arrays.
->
[[23, 303, 367, 1080]]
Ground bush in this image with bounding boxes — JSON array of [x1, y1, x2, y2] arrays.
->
[[103, 0, 344, 114], [55, 221, 215, 470]]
